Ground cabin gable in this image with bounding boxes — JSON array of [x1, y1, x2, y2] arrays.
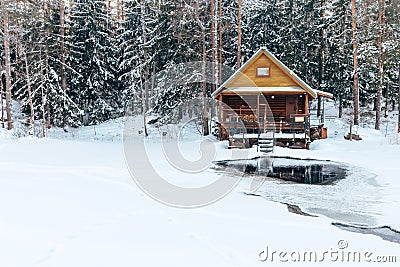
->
[[213, 48, 319, 99], [226, 53, 299, 88]]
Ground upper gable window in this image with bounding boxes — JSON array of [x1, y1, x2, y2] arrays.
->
[[257, 67, 270, 77]]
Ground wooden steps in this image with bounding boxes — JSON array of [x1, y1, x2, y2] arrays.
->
[[258, 135, 274, 153]]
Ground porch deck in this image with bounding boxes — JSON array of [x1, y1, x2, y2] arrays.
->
[[219, 113, 325, 150]]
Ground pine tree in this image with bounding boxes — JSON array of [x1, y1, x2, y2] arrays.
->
[[241, 0, 282, 58], [324, 0, 354, 117], [67, 0, 118, 125]]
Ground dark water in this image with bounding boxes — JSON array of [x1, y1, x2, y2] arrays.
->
[[333, 222, 400, 244], [214, 157, 347, 185]]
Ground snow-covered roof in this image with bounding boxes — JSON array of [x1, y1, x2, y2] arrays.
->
[[212, 47, 326, 99], [315, 89, 334, 99]]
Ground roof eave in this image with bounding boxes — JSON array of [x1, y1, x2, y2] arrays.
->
[[316, 90, 334, 99]]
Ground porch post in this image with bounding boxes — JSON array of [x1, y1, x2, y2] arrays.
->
[[304, 94, 309, 115], [218, 94, 223, 122], [257, 94, 260, 134], [317, 95, 321, 117]]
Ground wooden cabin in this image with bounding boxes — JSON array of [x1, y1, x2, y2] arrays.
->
[[212, 47, 333, 149]]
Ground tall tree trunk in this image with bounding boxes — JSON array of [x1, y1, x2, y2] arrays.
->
[[117, 0, 124, 20], [40, 50, 47, 138], [45, 1, 51, 129], [24, 50, 35, 135], [384, 83, 389, 118], [351, 0, 359, 126], [60, 0, 67, 127], [237, 0, 242, 69], [46, 104, 51, 129], [375, 0, 385, 130], [0, 60, 4, 128], [209, 0, 217, 131], [317, 96, 322, 118], [60, 1, 66, 93], [398, 65, 400, 133], [141, 4, 149, 137], [195, 3, 209, 136], [41, 87, 47, 137], [202, 31, 209, 136], [151, 63, 156, 99], [211, 0, 216, 92], [317, 0, 325, 118], [4, 10, 13, 130], [218, 0, 223, 85]]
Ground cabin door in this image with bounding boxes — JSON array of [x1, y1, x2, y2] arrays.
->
[[286, 96, 298, 121], [259, 104, 267, 132]]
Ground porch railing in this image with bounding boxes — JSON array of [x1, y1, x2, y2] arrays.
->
[[222, 114, 310, 136]]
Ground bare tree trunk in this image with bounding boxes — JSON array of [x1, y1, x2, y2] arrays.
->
[[317, 96, 321, 118], [40, 56, 47, 138], [141, 4, 149, 137], [117, 0, 124, 20], [195, 3, 209, 136], [24, 49, 35, 135], [237, 0, 242, 69], [317, 0, 325, 118], [202, 38, 209, 136], [218, 0, 223, 85], [117, 0, 121, 19], [0, 91, 3, 129], [398, 65, 400, 133], [35, 43, 47, 137], [45, 1, 51, 129], [351, 0, 359, 126], [46, 104, 51, 129], [0, 60, 4, 128], [375, 0, 385, 130], [339, 95, 343, 118], [4, 10, 13, 130], [60, 0, 66, 93], [60, 0, 67, 128], [41, 87, 47, 137], [384, 83, 389, 118], [211, 0, 216, 92], [210, 0, 217, 131], [150, 62, 156, 99]]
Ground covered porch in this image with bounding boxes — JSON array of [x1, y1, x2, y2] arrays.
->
[[215, 89, 331, 149]]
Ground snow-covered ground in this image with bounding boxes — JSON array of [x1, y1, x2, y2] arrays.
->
[[1, 100, 400, 266]]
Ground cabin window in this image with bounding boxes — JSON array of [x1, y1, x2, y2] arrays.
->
[[256, 67, 270, 77]]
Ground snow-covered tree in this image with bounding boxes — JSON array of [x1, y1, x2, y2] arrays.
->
[[67, 0, 118, 125]]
